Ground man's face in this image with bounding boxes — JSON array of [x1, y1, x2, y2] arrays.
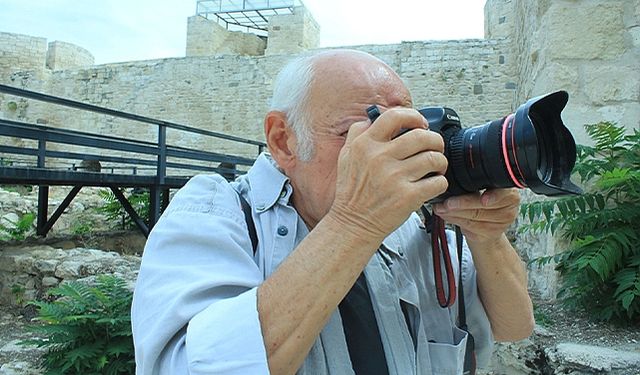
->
[[287, 52, 413, 228]]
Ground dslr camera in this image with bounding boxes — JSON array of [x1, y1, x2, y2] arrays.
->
[[368, 91, 582, 201]]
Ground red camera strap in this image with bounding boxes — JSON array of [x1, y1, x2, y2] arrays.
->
[[430, 214, 457, 308]]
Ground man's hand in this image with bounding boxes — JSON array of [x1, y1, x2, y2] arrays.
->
[[327, 108, 449, 243], [433, 188, 534, 341], [432, 188, 520, 246]]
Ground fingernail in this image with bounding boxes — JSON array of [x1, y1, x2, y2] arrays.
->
[[447, 199, 459, 209], [434, 204, 446, 214]]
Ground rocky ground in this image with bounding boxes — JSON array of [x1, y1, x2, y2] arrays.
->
[[507, 299, 640, 374]]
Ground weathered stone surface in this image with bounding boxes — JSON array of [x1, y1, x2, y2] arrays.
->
[[530, 62, 579, 98], [546, 343, 640, 374], [0, 245, 140, 305], [0, 362, 41, 375], [583, 65, 640, 104], [0, 186, 113, 238], [546, 2, 626, 60], [0, 213, 20, 230]]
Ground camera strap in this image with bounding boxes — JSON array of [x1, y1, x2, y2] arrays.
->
[[421, 206, 477, 374], [421, 207, 457, 308]]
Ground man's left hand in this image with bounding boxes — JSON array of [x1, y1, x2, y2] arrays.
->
[[432, 188, 520, 246]]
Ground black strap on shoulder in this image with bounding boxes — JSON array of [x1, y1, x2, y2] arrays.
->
[[236, 190, 258, 255], [455, 226, 477, 375]]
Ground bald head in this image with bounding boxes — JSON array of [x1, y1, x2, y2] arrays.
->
[[269, 49, 411, 161]]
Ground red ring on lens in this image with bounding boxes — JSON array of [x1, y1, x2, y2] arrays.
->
[[501, 114, 526, 188], [510, 115, 528, 187]]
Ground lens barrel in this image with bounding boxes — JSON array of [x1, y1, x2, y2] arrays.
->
[[419, 90, 582, 201]]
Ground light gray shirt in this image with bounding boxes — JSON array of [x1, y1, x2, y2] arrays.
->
[[132, 153, 493, 375]]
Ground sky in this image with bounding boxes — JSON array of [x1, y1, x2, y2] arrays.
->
[[0, 0, 487, 65]]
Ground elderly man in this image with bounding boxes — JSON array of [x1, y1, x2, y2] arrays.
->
[[132, 49, 534, 375]]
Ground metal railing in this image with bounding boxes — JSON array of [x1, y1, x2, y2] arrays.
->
[[0, 83, 266, 237]]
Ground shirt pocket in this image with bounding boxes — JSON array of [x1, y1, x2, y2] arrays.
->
[[422, 326, 468, 375]]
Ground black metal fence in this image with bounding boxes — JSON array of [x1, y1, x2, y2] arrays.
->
[[0, 83, 266, 237]]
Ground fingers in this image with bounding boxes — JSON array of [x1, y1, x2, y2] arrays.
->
[[437, 188, 520, 211], [365, 107, 428, 141], [391, 128, 445, 159], [344, 120, 371, 145], [403, 150, 448, 182], [433, 188, 520, 226], [411, 174, 449, 205]]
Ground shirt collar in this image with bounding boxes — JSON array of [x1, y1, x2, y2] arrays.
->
[[381, 234, 404, 258], [247, 153, 290, 212]]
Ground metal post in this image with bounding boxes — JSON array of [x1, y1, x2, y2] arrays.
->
[[149, 185, 161, 231], [157, 125, 167, 185], [36, 137, 48, 236], [161, 188, 170, 212], [37, 186, 49, 236]]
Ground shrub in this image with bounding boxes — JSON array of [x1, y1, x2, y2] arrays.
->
[[0, 212, 35, 241], [521, 122, 640, 323], [97, 189, 149, 229], [23, 275, 135, 374]]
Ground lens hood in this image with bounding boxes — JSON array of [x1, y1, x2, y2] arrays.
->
[[513, 91, 582, 196]]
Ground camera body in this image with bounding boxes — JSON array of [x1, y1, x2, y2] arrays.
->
[[417, 91, 582, 201]]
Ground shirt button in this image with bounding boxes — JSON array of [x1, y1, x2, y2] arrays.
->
[[277, 226, 289, 236]]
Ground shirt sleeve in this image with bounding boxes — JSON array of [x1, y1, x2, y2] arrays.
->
[[131, 175, 269, 375]]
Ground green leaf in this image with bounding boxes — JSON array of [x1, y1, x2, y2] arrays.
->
[[595, 194, 606, 210], [520, 121, 640, 324], [620, 291, 635, 310], [23, 275, 135, 374]]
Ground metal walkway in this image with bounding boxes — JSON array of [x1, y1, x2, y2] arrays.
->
[[0, 84, 265, 237]]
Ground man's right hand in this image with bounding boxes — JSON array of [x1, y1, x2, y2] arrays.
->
[[327, 107, 449, 243]]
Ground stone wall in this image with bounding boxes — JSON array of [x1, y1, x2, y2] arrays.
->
[[1, 38, 516, 165], [186, 15, 267, 57], [486, 0, 640, 143], [266, 6, 320, 55], [484, 0, 640, 300], [0, 32, 47, 76], [45, 41, 95, 71]]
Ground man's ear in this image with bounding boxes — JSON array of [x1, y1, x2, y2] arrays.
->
[[264, 111, 297, 170]]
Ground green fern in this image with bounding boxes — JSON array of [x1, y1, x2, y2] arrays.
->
[[97, 188, 150, 230], [521, 122, 640, 324], [0, 212, 35, 241], [22, 275, 135, 374]]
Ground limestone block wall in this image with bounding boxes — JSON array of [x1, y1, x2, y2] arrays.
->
[[45, 41, 95, 71], [265, 6, 320, 55], [186, 16, 267, 57], [359, 39, 517, 123], [492, 0, 640, 143], [0, 32, 47, 77], [484, 0, 640, 300], [3, 37, 516, 172], [484, 0, 514, 39]]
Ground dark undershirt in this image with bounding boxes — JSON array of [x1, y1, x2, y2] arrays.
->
[[338, 272, 390, 375]]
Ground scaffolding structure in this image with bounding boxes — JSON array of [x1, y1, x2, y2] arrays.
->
[[196, 0, 304, 35]]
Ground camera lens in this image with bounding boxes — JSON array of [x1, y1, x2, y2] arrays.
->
[[444, 116, 524, 195], [420, 90, 582, 202]]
